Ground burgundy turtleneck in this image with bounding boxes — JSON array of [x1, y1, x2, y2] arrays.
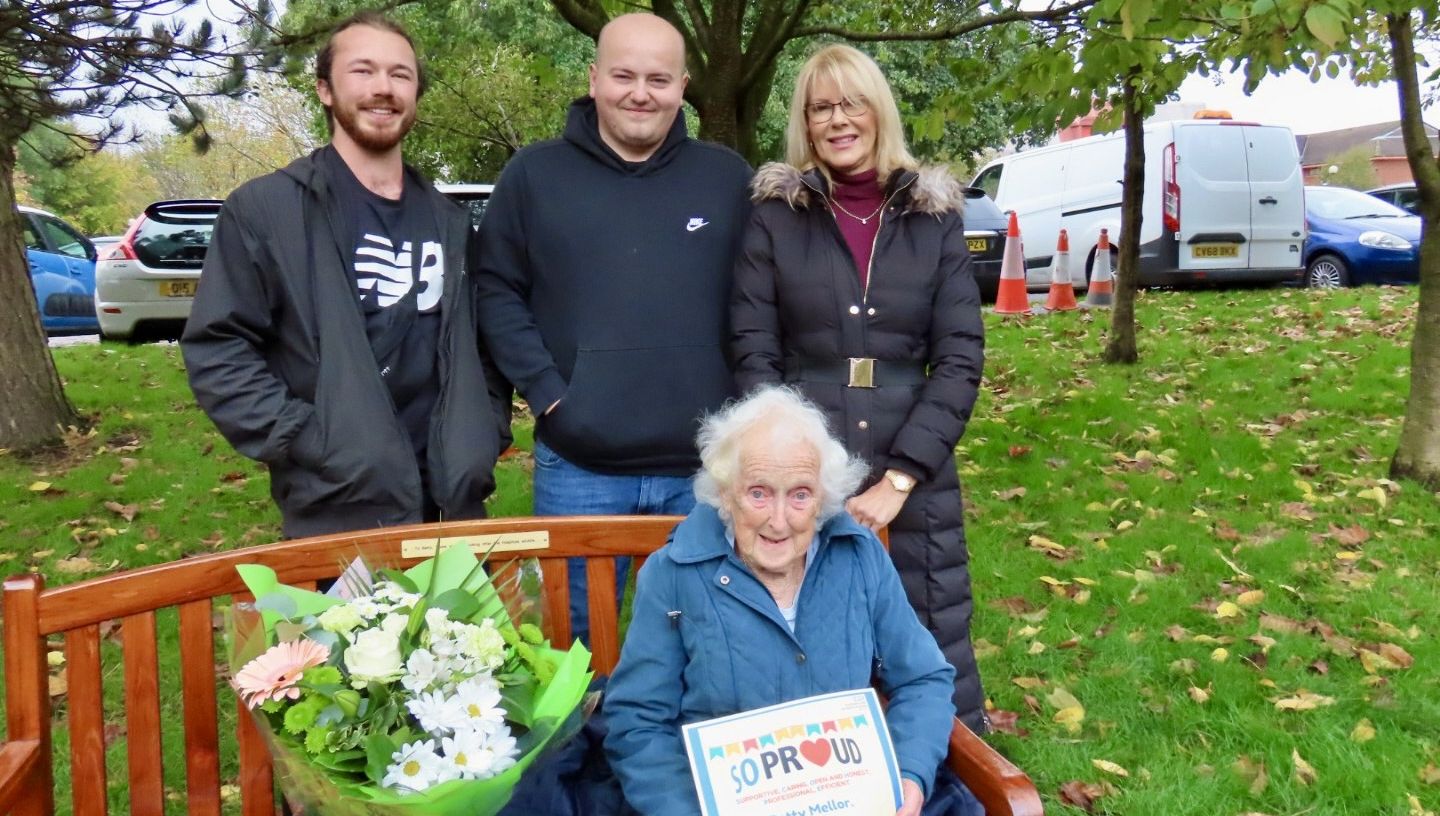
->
[[828, 168, 885, 289]]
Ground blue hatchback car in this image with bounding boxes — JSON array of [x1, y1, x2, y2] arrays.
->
[[19, 205, 100, 334], [1303, 185, 1420, 288]]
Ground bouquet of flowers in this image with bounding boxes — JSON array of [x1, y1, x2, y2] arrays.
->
[[228, 542, 592, 815]]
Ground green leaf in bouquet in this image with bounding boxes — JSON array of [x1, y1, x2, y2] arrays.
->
[[306, 628, 341, 654], [518, 622, 545, 646], [429, 588, 481, 621], [363, 732, 396, 786], [236, 564, 344, 632], [377, 568, 420, 594], [303, 724, 333, 754], [405, 597, 429, 640], [309, 747, 367, 774], [499, 682, 539, 729]]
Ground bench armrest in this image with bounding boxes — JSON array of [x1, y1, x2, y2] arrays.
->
[[0, 739, 42, 813], [945, 718, 1043, 816]]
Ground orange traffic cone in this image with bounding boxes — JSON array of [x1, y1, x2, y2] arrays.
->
[[1086, 228, 1115, 307], [1044, 229, 1079, 311], [994, 212, 1030, 315]]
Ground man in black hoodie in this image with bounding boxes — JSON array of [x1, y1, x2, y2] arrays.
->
[[476, 13, 751, 642], [182, 13, 510, 538]]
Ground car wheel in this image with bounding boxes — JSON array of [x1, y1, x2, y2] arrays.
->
[[1306, 254, 1350, 289]]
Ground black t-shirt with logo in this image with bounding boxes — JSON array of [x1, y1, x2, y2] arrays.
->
[[320, 147, 443, 492]]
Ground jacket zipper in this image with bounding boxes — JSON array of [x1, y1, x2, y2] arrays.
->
[[802, 172, 917, 305]]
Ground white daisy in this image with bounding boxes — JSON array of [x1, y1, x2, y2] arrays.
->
[[406, 689, 457, 735], [462, 729, 519, 780], [451, 676, 507, 736], [441, 728, 496, 779], [381, 739, 444, 792]]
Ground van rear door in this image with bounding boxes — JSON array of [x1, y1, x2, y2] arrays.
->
[[1241, 125, 1304, 271], [1173, 124, 1251, 271]]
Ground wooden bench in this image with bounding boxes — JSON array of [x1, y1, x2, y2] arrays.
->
[[1, 516, 1042, 815]]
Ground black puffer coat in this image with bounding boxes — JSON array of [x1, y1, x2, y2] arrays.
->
[[731, 162, 987, 732]]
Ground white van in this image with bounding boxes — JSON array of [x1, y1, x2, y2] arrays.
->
[[971, 118, 1306, 289]]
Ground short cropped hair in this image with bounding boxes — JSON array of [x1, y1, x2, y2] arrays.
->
[[784, 44, 917, 183], [694, 386, 868, 525], [314, 11, 427, 130]]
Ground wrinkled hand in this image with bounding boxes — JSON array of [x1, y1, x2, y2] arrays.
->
[[896, 778, 923, 816], [845, 479, 908, 531]]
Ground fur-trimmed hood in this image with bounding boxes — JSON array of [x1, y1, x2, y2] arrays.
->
[[749, 161, 965, 216]]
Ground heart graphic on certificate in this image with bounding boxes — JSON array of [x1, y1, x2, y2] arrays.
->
[[799, 738, 832, 767]]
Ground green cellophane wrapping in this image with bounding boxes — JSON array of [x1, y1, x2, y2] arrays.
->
[[227, 542, 594, 815]]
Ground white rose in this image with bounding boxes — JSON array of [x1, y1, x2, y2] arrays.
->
[[345, 628, 404, 687], [318, 604, 364, 636]]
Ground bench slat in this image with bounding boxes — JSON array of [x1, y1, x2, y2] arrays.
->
[[237, 697, 275, 816], [122, 612, 164, 816], [65, 626, 107, 816], [539, 557, 571, 648], [585, 558, 620, 676], [179, 600, 222, 816]]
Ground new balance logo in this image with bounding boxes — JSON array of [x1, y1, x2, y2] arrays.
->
[[686, 217, 709, 232]]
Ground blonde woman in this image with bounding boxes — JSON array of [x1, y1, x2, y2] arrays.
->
[[732, 44, 987, 737]]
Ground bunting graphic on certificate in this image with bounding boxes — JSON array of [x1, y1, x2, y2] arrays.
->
[[682, 688, 903, 816]]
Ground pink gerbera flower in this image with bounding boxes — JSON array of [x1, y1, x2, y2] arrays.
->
[[234, 639, 331, 709]]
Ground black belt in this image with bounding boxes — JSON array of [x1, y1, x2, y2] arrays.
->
[[785, 357, 928, 388]]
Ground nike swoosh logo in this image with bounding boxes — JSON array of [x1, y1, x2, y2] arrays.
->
[[687, 218, 710, 232]]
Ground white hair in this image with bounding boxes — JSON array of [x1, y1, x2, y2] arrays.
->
[[693, 386, 869, 524]]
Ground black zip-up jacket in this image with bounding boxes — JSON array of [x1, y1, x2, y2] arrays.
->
[[475, 98, 752, 475], [181, 150, 511, 538]]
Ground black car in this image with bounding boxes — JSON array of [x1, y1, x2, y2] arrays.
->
[[961, 188, 1006, 301]]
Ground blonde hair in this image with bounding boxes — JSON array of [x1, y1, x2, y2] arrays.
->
[[784, 44, 917, 181]]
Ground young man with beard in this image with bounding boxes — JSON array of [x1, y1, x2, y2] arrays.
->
[[475, 13, 752, 643], [182, 13, 509, 538]]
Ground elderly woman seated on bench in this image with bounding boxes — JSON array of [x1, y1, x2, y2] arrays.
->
[[603, 386, 959, 816]]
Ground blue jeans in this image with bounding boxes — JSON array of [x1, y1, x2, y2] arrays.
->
[[532, 439, 695, 646]]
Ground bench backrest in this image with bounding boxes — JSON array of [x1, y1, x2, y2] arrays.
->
[[1, 515, 683, 816]]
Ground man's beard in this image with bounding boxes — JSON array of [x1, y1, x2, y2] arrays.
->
[[331, 95, 416, 153]]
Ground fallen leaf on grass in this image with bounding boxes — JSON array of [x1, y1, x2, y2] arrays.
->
[[1188, 685, 1211, 704], [48, 674, 67, 697], [987, 709, 1027, 737], [103, 501, 139, 522], [1357, 486, 1388, 509], [1292, 750, 1317, 785], [1012, 677, 1045, 690], [1407, 794, 1435, 816], [993, 487, 1027, 501], [54, 557, 100, 574], [28, 481, 52, 492], [1237, 589, 1265, 606], [1330, 524, 1371, 547], [1215, 601, 1241, 620], [1008, 445, 1031, 458], [1351, 719, 1376, 742], [1280, 502, 1316, 521], [1027, 534, 1071, 559], [1058, 780, 1105, 812], [1092, 759, 1129, 778], [1420, 763, 1440, 785], [1273, 692, 1336, 711]]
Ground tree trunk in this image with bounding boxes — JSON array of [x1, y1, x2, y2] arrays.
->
[[0, 138, 79, 449], [1104, 67, 1143, 364], [1386, 11, 1440, 488]]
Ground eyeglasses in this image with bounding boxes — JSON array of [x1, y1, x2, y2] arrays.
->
[[805, 96, 869, 124]]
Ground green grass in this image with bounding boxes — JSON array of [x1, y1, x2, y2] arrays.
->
[[3, 285, 1439, 814]]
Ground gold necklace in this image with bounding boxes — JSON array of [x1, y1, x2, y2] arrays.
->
[[829, 197, 885, 225]]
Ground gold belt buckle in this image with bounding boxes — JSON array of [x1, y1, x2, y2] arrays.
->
[[848, 357, 876, 388]]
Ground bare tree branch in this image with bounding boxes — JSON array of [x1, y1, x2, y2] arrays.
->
[[792, 0, 1100, 42]]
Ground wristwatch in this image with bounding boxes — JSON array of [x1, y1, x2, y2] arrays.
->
[[885, 469, 917, 494]]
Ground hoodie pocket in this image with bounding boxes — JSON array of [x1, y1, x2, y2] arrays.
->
[[541, 344, 735, 465]]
